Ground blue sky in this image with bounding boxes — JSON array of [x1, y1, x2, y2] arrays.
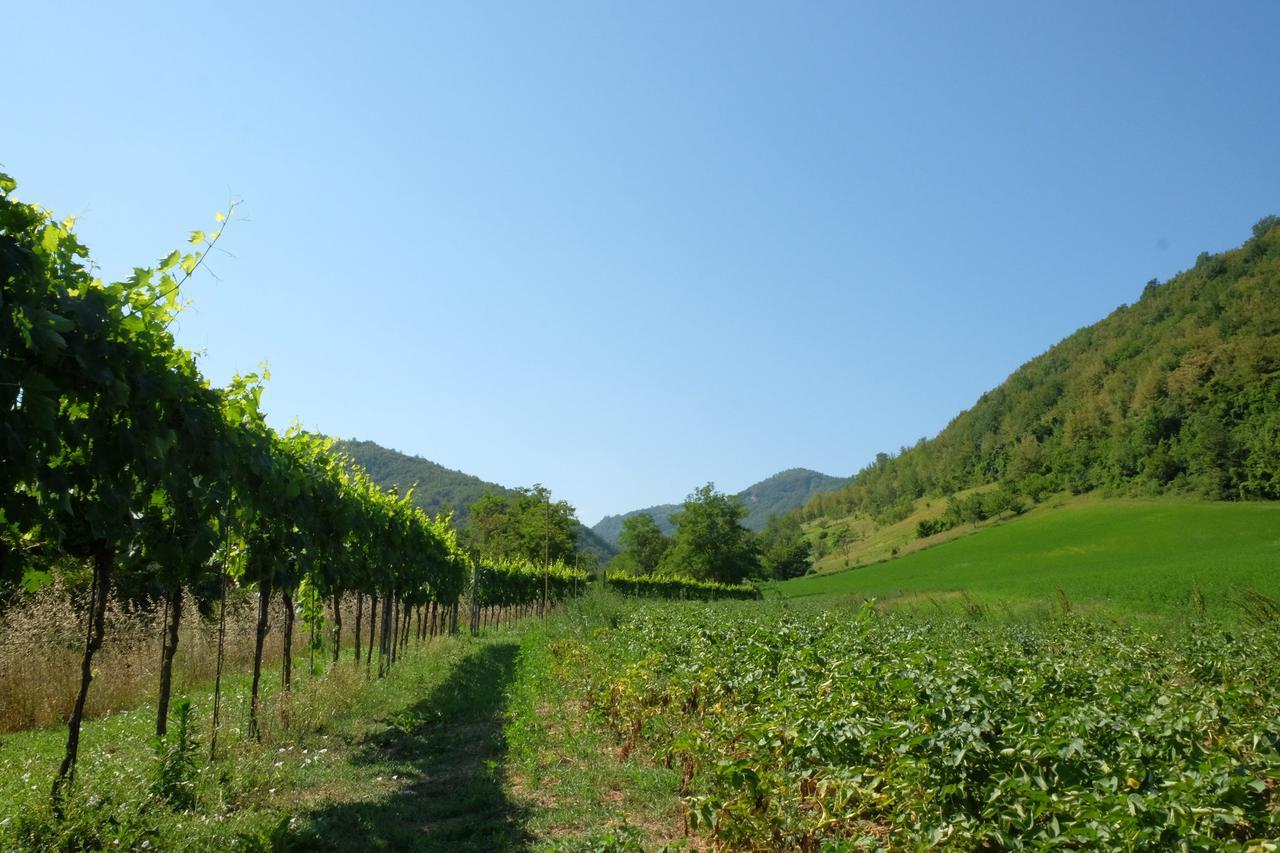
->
[[6, 2, 1279, 525]]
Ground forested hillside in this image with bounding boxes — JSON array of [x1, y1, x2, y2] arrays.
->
[[592, 504, 680, 543], [337, 439, 616, 561], [738, 468, 851, 527], [335, 439, 509, 524], [594, 468, 849, 544], [799, 217, 1280, 524]]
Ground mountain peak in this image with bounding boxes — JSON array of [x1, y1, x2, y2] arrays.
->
[[591, 468, 850, 545]]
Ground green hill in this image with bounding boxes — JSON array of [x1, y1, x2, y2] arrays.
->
[[592, 468, 850, 545], [780, 498, 1280, 620], [335, 438, 617, 562], [798, 217, 1280, 528], [592, 504, 681, 544], [737, 469, 852, 529], [335, 439, 505, 524]]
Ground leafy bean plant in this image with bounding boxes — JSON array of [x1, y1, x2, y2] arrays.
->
[[566, 602, 1280, 850]]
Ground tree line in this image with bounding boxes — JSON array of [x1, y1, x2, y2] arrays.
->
[[609, 483, 813, 583]]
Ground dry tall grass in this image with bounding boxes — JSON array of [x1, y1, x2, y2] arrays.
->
[[0, 581, 316, 733]]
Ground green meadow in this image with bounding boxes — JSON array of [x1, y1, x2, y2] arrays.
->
[[779, 499, 1280, 619]]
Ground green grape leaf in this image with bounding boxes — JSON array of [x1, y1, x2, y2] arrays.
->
[[21, 569, 54, 593]]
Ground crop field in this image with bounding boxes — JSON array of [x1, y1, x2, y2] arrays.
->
[[780, 500, 1280, 620], [560, 600, 1280, 850], [3, 590, 1280, 849]]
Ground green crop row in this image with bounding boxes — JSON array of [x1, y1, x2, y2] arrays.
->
[[471, 558, 590, 608], [563, 602, 1280, 850], [605, 573, 761, 601]]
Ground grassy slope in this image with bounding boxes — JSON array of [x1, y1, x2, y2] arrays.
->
[[781, 499, 1280, 619], [801, 484, 1002, 573]]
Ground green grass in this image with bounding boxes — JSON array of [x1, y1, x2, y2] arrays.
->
[[0, 600, 689, 851], [780, 499, 1280, 619], [287, 639, 530, 851], [505, 596, 688, 850], [1, 632, 523, 850]]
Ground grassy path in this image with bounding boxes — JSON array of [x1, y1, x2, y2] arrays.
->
[[0, 608, 687, 851], [291, 641, 529, 851], [0, 632, 531, 850]]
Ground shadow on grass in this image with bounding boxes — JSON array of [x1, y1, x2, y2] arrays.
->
[[283, 641, 530, 851]]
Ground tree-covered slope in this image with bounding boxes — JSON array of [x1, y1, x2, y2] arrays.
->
[[336, 439, 616, 561], [799, 217, 1280, 524], [335, 439, 507, 525], [593, 468, 850, 545], [592, 504, 681, 544], [737, 468, 851, 529]]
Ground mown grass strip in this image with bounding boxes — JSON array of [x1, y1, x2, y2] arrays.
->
[[781, 500, 1280, 620], [506, 595, 689, 850]]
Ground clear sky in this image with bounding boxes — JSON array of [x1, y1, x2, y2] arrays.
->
[[6, 2, 1279, 525]]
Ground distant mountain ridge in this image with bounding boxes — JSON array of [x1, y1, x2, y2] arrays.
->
[[592, 468, 851, 545], [592, 504, 680, 544], [334, 439, 617, 561]]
